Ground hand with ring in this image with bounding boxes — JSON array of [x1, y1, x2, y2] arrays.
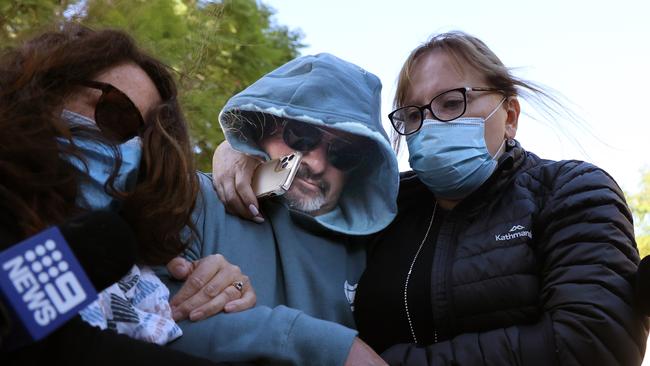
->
[[231, 280, 244, 292], [167, 254, 256, 322]]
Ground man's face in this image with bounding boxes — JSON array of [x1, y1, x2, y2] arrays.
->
[[259, 122, 355, 216]]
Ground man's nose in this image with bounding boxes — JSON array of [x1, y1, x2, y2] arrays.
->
[[301, 142, 328, 175]]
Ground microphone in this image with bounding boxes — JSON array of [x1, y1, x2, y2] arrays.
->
[[57, 210, 137, 291], [0, 210, 137, 349], [636, 255, 650, 316]]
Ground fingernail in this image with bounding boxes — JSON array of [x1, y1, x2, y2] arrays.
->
[[253, 216, 265, 224], [174, 263, 187, 276], [189, 311, 204, 321], [224, 304, 235, 312], [249, 204, 259, 216], [172, 310, 182, 320]]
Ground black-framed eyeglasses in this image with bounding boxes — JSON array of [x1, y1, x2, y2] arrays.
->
[[388, 86, 503, 135], [281, 120, 366, 172], [81, 80, 145, 143]]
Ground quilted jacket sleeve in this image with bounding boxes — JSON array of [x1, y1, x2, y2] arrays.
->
[[382, 161, 648, 366]]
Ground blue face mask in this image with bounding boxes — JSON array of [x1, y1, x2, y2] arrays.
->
[[60, 110, 143, 211], [406, 99, 506, 200]]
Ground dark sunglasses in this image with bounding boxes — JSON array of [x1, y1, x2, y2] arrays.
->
[[282, 120, 365, 172], [81, 80, 144, 143]]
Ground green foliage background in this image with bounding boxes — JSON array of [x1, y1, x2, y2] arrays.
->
[[627, 170, 650, 258], [0, 0, 304, 170]]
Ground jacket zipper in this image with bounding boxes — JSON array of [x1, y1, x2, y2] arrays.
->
[[443, 221, 458, 340], [431, 216, 456, 344]]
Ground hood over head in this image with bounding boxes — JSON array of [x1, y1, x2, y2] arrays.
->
[[219, 53, 398, 235]]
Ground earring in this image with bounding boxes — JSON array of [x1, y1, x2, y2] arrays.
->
[[507, 139, 516, 147]]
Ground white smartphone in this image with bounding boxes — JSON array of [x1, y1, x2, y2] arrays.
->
[[252, 151, 303, 198]]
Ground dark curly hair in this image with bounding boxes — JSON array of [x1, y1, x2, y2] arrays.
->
[[0, 24, 198, 265]]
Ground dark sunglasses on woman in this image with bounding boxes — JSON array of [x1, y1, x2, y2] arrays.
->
[[81, 80, 144, 143], [281, 120, 366, 172]]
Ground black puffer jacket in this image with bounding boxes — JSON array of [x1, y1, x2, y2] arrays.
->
[[373, 142, 648, 365]]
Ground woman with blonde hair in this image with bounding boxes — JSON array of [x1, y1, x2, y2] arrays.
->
[[352, 31, 647, 365]]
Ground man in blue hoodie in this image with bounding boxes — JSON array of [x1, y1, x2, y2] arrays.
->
[[160, 53, 398, 365]]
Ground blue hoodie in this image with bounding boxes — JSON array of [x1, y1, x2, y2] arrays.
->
[[162, 53, 399, 365]]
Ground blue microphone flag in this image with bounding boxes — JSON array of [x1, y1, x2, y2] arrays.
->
[[0, 226, 97, 341]]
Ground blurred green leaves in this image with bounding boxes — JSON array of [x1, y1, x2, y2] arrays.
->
[[627, 170, 650, 258], [1, 0, 304, 170]]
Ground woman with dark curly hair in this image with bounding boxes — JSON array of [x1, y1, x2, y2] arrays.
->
[[0, 24, 250, 365]]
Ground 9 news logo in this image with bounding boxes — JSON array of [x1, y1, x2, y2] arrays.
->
[[0, 227, 96, 340]]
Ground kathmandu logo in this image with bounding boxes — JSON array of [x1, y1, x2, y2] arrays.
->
[[509, 225, 525, 232], [495, 225, 532, 241]]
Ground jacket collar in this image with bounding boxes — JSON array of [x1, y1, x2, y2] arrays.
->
[[398, 139, 533, 217], [454, 139, 530, 216]]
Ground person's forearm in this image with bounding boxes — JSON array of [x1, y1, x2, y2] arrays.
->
[[168, 305, 356, 366], [381, 315, 557, 366]]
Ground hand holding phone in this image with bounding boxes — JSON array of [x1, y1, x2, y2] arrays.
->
[[252, 152, 303, 198]]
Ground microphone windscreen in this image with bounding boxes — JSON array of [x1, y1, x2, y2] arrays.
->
[[58, 210, 137, 291]]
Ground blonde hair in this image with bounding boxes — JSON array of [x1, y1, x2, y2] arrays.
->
[[393, 31, 568, 150]]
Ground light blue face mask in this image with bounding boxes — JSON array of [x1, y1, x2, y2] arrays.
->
[[406, 99, 506, 200], [60, 110, 143, 211]]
